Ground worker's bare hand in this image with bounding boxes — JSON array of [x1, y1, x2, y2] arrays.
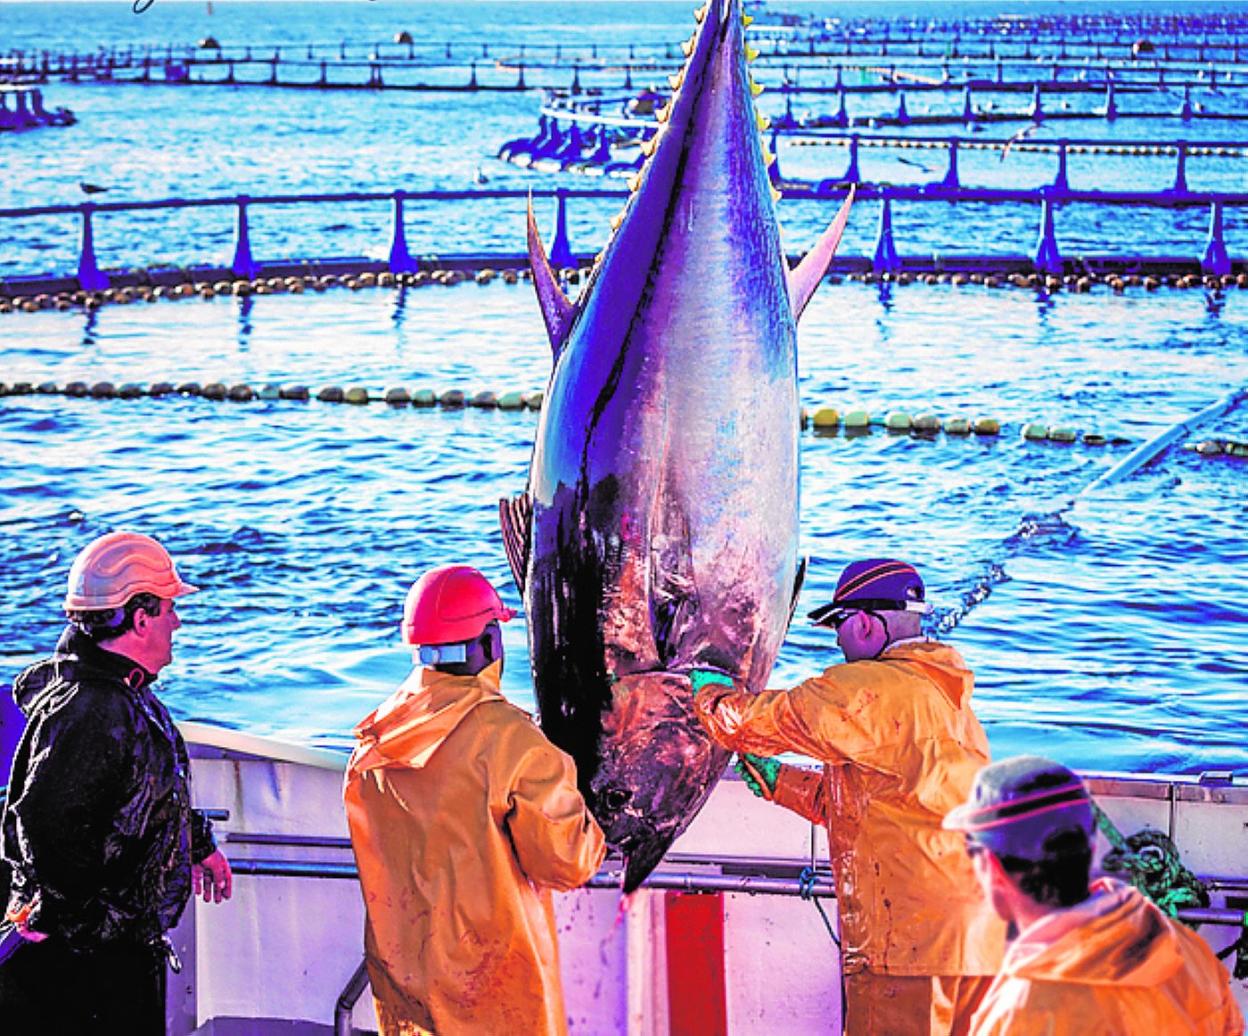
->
[[192, 849, 233, 904]]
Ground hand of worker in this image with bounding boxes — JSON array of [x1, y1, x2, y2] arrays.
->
[[689, 669, 735, 698], [7, 898, 48, 943], [193, 849, 234, 904], [734, 753, 781, 799]]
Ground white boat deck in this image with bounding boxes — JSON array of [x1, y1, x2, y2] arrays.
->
[[175, 722, 1248, 1035]]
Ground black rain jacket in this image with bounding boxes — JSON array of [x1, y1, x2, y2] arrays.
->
[[1, 626, 216, 950]]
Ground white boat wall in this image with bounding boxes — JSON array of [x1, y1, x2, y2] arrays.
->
[[175, 723, 1248, 1035]]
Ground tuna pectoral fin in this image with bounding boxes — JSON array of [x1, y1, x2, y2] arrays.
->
[[786, 556, 808, 632], [499, 491, 533, 595], [788, 186, 856, 321], [526, 196, 576, 355]]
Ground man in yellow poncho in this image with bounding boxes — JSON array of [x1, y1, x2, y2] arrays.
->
[[694, 558, 1005, 1035], [945, 755, 1243, 1036], [344, 565, 606, 1036]]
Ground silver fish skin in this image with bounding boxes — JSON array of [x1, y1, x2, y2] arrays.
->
[[504, 0, 852, 892]]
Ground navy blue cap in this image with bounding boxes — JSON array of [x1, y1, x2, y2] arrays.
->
[[944, 755, 1095, 860]]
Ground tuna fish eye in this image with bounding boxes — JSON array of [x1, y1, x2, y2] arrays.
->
[[602, 788, 632, 812]]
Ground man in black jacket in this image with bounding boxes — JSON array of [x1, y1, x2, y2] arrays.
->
[[0, 531, 232, 1033]]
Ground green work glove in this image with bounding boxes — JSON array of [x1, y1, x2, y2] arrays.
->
[[735, 753, 781, 799], [689, 669, 734, 698]]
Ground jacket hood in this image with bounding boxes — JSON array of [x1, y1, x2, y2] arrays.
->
[[13, 625, 154, 714], [1005, 879, 1184, 988], [884, 639, 973, 708], [348, 661, 505, 774]]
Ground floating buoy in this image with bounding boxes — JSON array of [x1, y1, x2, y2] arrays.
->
[[228, 384, 255, 402], [439, 389, 466, 407], [1082, 432, 1106, 446], [502, 270, 519, 285], [383, 387, 411, 405], [411, 389, 437, 406], [118, 383, 143, 399], [944, 417, 971, 436], [36, 381, 59, 394], [522, 391, 544, 410], [280, 385, 310, 401], [317, 386, 345, 403], [1048, 426, 1077, 443], [202, 383, 228, 401], [344, 387, 370, 405], [476, 269, 496, 285], [7, 382, 32, 395], [1022, 422, 1049, 440], [497, 391, 526, 410], [470, 391, 499, 408], [885, 411, 912, 431], [973, 418, 1000, 436], [149, 382, 174, 397], [259, 384, 282, 401], [843, 410, 870, 430], [812, 407, 840, 429], [177, 382, 202, 396], [913, 414, 941, 433], [1196, 440, 1223, 456], [90, 381, 116, 399]]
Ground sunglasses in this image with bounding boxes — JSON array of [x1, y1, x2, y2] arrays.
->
[[824, 608, 876, 630]]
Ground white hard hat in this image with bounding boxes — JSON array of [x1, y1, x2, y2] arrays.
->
[[64, 531, 199, 612]]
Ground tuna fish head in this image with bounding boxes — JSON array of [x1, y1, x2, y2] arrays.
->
[[501, 0, 853, 892]]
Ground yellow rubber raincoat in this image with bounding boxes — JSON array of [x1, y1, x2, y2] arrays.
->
[[344, 662, 606, 1036], [695, 639, 1005, 978], [969, 878, 1244, 1035]]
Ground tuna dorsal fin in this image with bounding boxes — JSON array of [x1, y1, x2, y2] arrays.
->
[[787, 187, 856, 321], [786, 555, 808, 632], [499, 491, 533, 595], [526, 196, 576, 355]]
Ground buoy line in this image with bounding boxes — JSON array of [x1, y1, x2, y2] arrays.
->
[[0, 381, 1145, 448]]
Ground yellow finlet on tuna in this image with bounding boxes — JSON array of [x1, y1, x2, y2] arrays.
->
[[681, 37, 695, 57], [750, 79, 765, 98], [627, 173, 643, 193], [668, 71, 684, 90], [655, 102, 672, 124], [745, 45, 760, 62], [742, 13, 754, 27], [756, 113, 771, 131]]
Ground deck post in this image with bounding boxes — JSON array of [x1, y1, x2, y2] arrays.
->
[[1202, 202, 1231, 277], [1030, 83, 1044, 121], [768, 128, 782, 185], [1179, 84, 1193, 121], [832, 86, 848, 128], [961, 85, 975, 124], [550, 189, 574, 269], [77, 204, 108, 291], [1102, 79, 1117, 120], [231, 196, 260, 280], [1053, 140, 1070, 196], [1173, 143, 1189, 195], [842, 134, 861, 183], [941, 138, 960, 189], [872, 194, 900, 274], [895, 90, 909, 126], [1033, 197, 1062, 275], [388, 192, 417, 274]]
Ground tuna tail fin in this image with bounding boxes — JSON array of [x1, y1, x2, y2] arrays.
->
[[786, 555, 807, 632], [526, 195, 577, 355], [787, 186, 856, 321], [499, 491, 533, 595]]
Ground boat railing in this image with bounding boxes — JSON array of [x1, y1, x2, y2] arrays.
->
[[0, 182, 1242, 295]]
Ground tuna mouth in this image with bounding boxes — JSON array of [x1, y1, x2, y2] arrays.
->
[[590, 669, 732, 892]]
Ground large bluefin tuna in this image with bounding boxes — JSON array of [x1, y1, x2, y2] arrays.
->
[[500, 0, 852, 891]]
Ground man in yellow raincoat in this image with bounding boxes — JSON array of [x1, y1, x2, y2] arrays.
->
[[694, 558, 1005, 1035], [945, 755, 1243, 1036], [344, 565, 606, 1036]]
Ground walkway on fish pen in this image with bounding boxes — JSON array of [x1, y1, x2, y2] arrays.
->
[[0, 184, 1242, 309]]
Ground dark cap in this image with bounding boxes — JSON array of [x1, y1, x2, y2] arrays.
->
[[944, 755, 1095, 860], [807, 558, 928, 626]]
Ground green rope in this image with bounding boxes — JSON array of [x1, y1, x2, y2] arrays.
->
[[1092, 803, 1210, 927]]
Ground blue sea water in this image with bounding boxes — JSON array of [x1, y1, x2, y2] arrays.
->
[[1, 2, 1246, 774]]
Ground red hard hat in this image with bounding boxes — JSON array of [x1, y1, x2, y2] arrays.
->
[[401, 565, 515, 646]]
